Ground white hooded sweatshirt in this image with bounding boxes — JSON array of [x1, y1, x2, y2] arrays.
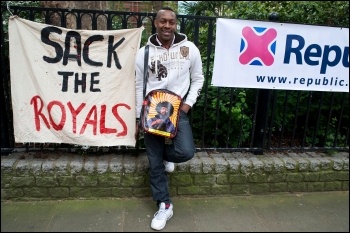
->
[[135, 32, 204, 118]]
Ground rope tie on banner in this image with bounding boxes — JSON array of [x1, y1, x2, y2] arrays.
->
[[6, 1, 14, 16]]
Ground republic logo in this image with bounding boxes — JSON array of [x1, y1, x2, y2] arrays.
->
[[239, 26, 277, 66]]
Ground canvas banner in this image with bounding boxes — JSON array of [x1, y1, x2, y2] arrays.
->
[[9, 16, 144, 147], [212, 18, 349, 92]]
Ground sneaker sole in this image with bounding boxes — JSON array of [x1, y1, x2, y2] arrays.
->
[[151, 211, 173, 231]]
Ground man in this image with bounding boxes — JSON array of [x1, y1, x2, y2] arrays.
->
[[135, 7, 204, 231]]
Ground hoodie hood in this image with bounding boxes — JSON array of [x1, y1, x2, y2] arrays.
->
[[147, 32, 187, 47]]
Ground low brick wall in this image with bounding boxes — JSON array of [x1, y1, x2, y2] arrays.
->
[[1, 151, 349, 200]]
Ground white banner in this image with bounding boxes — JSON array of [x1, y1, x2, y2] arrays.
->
[[9, 16, 144, 147], [212, 18, 349, 92]]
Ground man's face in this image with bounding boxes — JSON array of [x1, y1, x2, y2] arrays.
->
[[160, 106, 169, 115], [154, 10, 177, 43]]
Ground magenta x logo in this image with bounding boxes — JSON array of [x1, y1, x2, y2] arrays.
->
[[239, 26, 277, 66]]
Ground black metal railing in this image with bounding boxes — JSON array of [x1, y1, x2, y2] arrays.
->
[[1, 6, 349, 155]]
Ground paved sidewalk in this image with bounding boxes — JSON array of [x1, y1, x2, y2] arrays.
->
[[1, 191, 349, 232]]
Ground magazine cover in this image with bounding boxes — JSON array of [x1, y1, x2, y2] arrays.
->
[[142, 89, 182, 138]]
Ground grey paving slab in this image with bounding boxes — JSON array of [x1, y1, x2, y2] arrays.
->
[[243, 193, 349, 232], [299, 193, 349, 232], [188, 196, 263, 232], [160, 199, 196, 232], [1, 192, 349, 232], [251, 194, 331, 232], [1, 201, 56, 232], [121, 198, 156, 232], [46, 199, 125, 232]]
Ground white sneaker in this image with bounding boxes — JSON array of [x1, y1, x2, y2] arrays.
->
[[151, 202, 173, 231], [164, 160, 175, 173]]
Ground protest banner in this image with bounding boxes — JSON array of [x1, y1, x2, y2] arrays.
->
[[9, 16, 143, 147]]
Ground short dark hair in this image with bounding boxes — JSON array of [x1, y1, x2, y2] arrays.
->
[[156, 101, 174, 116], [160, 7, 175, 12], [155, 7, 176, 19]]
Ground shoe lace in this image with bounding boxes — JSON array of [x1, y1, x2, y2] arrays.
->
[[154, 207, 167, 220]]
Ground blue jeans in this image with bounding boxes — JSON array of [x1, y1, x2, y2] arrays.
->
[[144, 110, 195, 204]]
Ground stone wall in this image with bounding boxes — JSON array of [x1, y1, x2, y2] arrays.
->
[[1, 151, 348, 200]]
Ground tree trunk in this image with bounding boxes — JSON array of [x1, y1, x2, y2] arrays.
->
[[152, 1, 163, 12], [41, 1, 108, 30]]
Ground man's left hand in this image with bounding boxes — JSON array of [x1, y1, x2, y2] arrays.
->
[[180, 103, 191, 114]]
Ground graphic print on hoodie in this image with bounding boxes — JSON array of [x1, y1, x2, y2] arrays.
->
[[150, 60, 168, 81]]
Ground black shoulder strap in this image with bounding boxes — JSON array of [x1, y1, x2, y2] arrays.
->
[[137, 45, 150, 136], [143, 45, 149, 98]]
